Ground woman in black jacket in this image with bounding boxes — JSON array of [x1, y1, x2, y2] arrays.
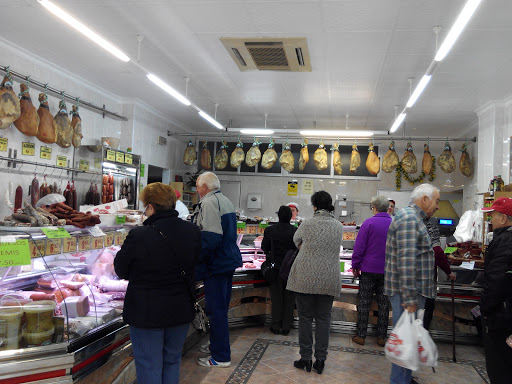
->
[[114, 183, 201, 384], [261, 205, 297, 335]]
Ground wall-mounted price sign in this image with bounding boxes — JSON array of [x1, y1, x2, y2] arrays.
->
[[63, 237, 77, 253], [78, 236, 91, 251], [125, 153, 133, 164], [29, 239, 46, 259], [91, 237, 104, 249], [56, 155, 67, 168], [40, 146, 52, 160], [106, 150, 116, 161], [94, 158, 101, 169], [0, 238, 30, 267], [116, 152, 125, 163], [45, 239, 61, 255], [79, 160, 89, 171], [104, 233, 114, 246], [0, 137, 8, 152], [22, 142, 35, 156]]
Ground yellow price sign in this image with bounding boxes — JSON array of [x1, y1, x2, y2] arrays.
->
[[114, 233, 124, 246], [125, 153, 133, 164], [78, 236, 91, 251], [0, 137, 8, 152], [246, 225, 257, 235], [22, 142, 35, 156], [29, 239, 45, 258], [94, 158, 101, 169], [56, 155, 67, 168], [106, 150, 116, 162], [104, 233, 114, 247], [116, 151, 125, 163], [63, 237, 77, 253], [79, 160, 89, 171], [92, 237, 104, 249], [45, 239, 61, 255], [40, 146, 52, 160], [287, 181, 298, 196]]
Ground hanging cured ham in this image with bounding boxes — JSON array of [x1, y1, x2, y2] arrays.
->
[[422, 144, 433, 175], [366, 142, 380, 175], [54, 100, 72, 148], [332, 143, 342, 175], [313, 141, 328, 171], [401, 143, 417, 174], [230, 139, 245, 168], [438, 142, 456, 173], [299, 139, 309, 171], [14, 83, 39, 136], [183, 140, 197, 166], [245, 138, 261, 167], [70, 105, 83, 148], [382, 141, 399, 173], [0, 75, 21, 129], [350, 143, 360, 173], [261, 139, 278, 169], [459, 143, 473, 177], [36, 94, 56, 144], [279, 142, 294, 172], [200, 141, 212, 170], [214, 141, 228, 170]]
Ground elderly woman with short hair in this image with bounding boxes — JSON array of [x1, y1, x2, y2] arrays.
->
[[351, 195, 392, 347]]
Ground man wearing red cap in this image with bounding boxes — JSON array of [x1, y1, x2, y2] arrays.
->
[[480, 197, 512, 383]]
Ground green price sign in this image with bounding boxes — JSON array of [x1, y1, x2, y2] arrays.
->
[[140, 164, 145, 177], [42, 227, 71, 239], [444, 247, 458, 254], [0, 238, 31, 266], [340, 262, 345, 272], [259, 222, 268, 229], [236, 222, 246, 229], [116, 216, 126, 224]]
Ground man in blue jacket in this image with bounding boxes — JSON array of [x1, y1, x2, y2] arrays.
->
[[193, 172, 242, 368]]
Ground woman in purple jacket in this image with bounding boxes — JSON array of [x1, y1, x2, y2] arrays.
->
[[351, 196, 392, 347]]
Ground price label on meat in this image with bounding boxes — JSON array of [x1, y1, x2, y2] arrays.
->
[[22, 142, 35, 156], [104, 233, 114, 246], [29, 239, 46, 258], [0, 239, 31, 266], [116, 152, 125, 163], [114, 233, 124, 246], [236, 222, 246, 234], [106, 150, 116, 162], [42, 227, 71, 239], [79, 160, 89, 171], [45, 239, 61, 255], [0, 137, 7, 152], [63, 237, 77, 253], [91, 237, 104, 249], [125, 153, 133, 164], [40, 146, 52, 160], [78, 236, 91, 251], [246, 225, 257, 235], [56, 155, 67, 168]]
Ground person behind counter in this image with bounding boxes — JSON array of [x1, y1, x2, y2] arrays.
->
[[287, 191, 343, 375], [114, 183, 201, 384], [174, 190, 190, 220], [261, 205, 297, 336], [193, 172, 242, 368], [387, 199, 395, 216], [351, 196, 392, 347], [287, 202, 300, 221]]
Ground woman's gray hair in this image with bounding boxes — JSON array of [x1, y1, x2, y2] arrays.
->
[[197, 172, 220, 191], [370, 196, 390, 212], [410, 183, 439, 202]]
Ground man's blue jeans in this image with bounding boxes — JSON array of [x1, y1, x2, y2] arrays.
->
[[130, 323, 189, 384], [389, 294, 426, 384]]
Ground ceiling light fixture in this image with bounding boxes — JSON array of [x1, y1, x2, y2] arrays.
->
[[406, 75, 432, 108], [239, 129, 275, 135], [299, 130, 374, 137], [147, 74, 191, 106], [198, 110, 224, 130], [434, 0, 483, 61], [38, 0, 130, 62], [389, 113, 407, 133]]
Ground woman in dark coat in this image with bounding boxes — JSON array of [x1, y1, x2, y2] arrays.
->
[[114, 183, 201, 384]]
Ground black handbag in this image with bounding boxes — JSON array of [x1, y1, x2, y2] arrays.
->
[[261, 239, 279, 282], [279, 248, 299, 282]]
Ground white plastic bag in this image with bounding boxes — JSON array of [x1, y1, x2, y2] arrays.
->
[[414, 316, 438, 367], [385, 311, 419, 371]]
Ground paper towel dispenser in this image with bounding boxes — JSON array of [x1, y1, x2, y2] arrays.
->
[[247, 193, 262, 210]]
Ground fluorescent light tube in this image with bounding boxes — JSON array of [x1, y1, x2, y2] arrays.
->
[[239, 129, 275, 135], [38, 0, 130, 62], [198, 111, 224, 130], [406, 75, 432, 108], [435, 0, 482, 61], [389, 113, 407, 133], [147, 74, 191, 106], [299, 130, 374, 137]]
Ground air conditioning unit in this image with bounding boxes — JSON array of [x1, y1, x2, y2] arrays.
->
[[157, 136, 167, 146]]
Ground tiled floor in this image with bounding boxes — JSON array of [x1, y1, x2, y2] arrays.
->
[[178, 326, 489, 384]]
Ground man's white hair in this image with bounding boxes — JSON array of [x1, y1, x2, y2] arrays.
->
[[197, 172, 220, 191], [410, 183, 439, 202]]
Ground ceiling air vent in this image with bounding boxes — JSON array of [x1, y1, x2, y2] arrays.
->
[[220, 37, 311, 72], [157, 136, 167, 146]]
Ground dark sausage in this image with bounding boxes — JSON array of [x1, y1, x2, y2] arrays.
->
[[31, 177, 39, 207], [14, 186, 23, 211]]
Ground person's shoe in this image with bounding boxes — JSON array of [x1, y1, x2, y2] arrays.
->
[[280, 330, 290, 336], [294, 359, 312, 372], [313, 360, 325, 374], [270, 327, 280, 335], [197, 356, 231, 368], [352, 336, 365, 345], [199, 341, 210, 353], [377, 338, 386, 347]]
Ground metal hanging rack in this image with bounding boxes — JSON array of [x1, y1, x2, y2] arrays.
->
[[0, 155, 102, 177], [0, 65, 127, 121]]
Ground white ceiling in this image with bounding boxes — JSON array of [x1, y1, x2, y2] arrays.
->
[[1, 0, 511, 137]]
